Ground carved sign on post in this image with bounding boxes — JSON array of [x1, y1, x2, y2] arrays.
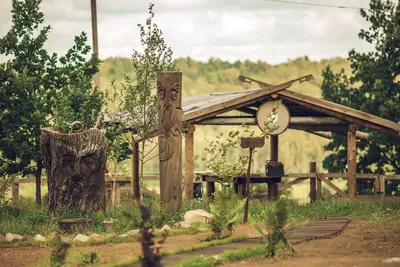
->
[[240, 137, 265, 223], [41, 128, 108, 215], [157, 72, 183, 212]]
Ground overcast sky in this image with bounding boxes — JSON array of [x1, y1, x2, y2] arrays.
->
[[0, 0, 386, 64]]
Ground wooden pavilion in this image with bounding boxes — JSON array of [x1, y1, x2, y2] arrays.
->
[[111, 73, 400, 204]]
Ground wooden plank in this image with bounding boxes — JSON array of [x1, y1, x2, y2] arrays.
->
[[157, 72, 183, 212], [319, 173, 348, 178], [317, 174, 347, 197], [278, 90, 400, 137], [347, 124, 357, 198], [185, 125, 195, 199], [279, 178, 307, 191], [184, 75, 314, 123], [310, 162, 317, 203], [240, 137, 265, 148], [356, 174, 379, 179]]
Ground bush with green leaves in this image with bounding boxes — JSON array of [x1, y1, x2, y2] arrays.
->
[[254, 198, 295, 257], [77, 251, 100, 266], [208, 189, 245, 239]]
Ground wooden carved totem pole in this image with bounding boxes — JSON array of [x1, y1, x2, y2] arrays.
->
[[157, 72, 183, 212], [41, 127, 108, 215]]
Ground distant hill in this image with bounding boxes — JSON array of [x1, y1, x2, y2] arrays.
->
[[99, 56, 352, 175]]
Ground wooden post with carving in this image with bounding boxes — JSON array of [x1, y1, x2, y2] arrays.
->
[[157, 72, 183, 212], [241, 137, 265, 224], [268, 135, 279, 201], [310, 162, 317, 203], [347, 124, 358, 198]]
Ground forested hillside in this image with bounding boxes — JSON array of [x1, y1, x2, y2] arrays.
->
[[99, 56, 352, 175]]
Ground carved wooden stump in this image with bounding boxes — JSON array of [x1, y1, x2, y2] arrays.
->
[[40, 128, 108, 215]]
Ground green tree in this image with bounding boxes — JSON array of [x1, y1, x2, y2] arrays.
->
[[112, 3, 177, 199], [321, 0, 400, 186], [0, 0, 103, 205]]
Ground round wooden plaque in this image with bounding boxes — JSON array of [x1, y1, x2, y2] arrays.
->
[[256, 101, 290, 135]]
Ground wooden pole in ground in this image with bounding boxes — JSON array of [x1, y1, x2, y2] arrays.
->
[[241, 137, 265, 224], [131, 133, 140, 200], [268, 135, 279, 200], [157, 72, 183, 212], [310, 162, 317, 203], [90, 0, 100, 88], [347, 124, 358, 198], [185, 124, 195, 199], [12, 182, 19, 203]]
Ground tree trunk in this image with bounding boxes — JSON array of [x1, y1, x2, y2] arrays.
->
[[35, 161, 43, 206], [41, 128, 108, 215]]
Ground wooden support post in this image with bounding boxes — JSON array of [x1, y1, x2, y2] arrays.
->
[[157, 72, 183, 212], [347, 124, 358, 198], [206, 181, 215, 199], [310, 162, 317, 203], [90, 0, 100, 88], [131, 135, 140, 200], [113, 182, 121, 205], [380, 175, 386, 200], [185, 125, 195, 199], [268, 135, 279, 201], [12, 182, 19, 203]]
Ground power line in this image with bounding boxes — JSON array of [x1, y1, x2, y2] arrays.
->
[[264, 0, 368, 10]]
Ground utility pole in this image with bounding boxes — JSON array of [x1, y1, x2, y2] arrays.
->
[[91, 0, 100, 88]]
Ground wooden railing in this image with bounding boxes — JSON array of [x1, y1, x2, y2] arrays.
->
[[10, 169, 400, 204]]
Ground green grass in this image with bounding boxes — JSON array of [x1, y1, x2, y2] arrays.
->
[[106, 236, 249, 267]]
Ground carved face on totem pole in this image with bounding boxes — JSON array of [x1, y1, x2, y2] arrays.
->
[[157, 80, 181, 161], [41, 128, 108, 215]]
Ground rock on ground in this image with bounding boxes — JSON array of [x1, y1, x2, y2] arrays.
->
[[105, 234, 117, 239], [127, 230, 140, 237], [184, 209, 213, 223], [73, 234, 89, 242], [61, 237, 72, 243], [6, 233, 23, 242], [161, 225, 172, 232], [174, 221, 192, 229], [22, 235, 33, 242], [34, 235, 46, 242], [90, 234, 105, 242], [118, 234, 129, 238]]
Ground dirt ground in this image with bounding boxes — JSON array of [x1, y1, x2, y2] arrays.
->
[[1, 220, 399, 267], [0, 232, 209, 267], [227, 220, 400, 267]]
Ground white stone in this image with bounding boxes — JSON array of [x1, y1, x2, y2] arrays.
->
[[161, 225, 172, 232], [184, 209, 213, 223], [90, 234, 105, 242], [127, 230, 140, 237], [118, 234, 129, 238], [73, 234, 89, 242], [105, 234, 117, 239], [383, 258, 400, 264], [174, 221, 192, 229], [34, 234, 46, 242], [6, 233, 23, 242]]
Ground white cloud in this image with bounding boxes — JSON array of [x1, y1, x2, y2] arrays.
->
[[0, 0, 377, 64]]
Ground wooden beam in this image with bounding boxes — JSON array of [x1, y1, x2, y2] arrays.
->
[[347, 124, 357, 198], [157, 72, 183, 212], [12, 182, 19, 203], [236, 107, 257, 115], [185, 125, 195, 199], [317, 174, 347, 198]]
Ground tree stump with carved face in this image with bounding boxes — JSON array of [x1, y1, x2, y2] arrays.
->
[[40, 128, 108, 215]]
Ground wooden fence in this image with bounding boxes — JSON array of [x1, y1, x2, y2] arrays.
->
[[10, 168, 400, 204]]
